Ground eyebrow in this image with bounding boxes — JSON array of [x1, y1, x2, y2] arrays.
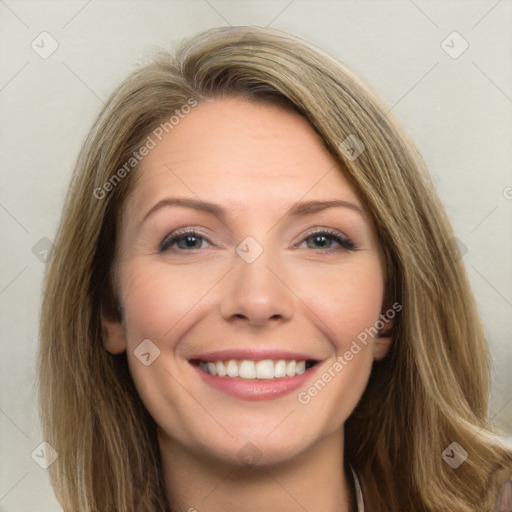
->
[[142, 197, 363, 224]]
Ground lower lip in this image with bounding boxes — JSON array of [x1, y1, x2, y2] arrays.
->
[[191, 363, 320, 401]]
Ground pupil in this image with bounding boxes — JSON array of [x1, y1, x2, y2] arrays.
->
[[314, 235, 328, 248], [183, 236, 198, 248]]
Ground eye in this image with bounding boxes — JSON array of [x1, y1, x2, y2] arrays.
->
[[160, 229, 212, 252], [297, 229, 358, 254], [160, 228, 357, 254]]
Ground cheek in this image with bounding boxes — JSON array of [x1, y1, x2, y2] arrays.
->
[[295, 257, 384, 418], [118, 260, 212, 433], [119, 259, 220, 344], [296, 267, 383, 430], [307, 257, 385, 350]]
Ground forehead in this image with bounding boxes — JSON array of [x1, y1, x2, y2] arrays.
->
[[126, 97, 361, 217]]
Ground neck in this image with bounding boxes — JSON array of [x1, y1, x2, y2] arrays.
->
[[159, 428, 354, 512]]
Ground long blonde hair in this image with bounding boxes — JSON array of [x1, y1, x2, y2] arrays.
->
[[38, 26, 511, 511]]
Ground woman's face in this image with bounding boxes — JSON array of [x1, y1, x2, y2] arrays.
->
[[104, 97, 391, 466]]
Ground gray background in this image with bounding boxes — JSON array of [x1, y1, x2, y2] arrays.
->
[[1, 1, 511, 510]]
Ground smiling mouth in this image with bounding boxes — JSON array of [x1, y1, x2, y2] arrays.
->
[[190, 359, 319, 379]]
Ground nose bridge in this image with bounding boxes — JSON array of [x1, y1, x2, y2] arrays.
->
[[219, 235, 294, 325]]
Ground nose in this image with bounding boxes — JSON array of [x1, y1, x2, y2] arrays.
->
[[219, 244, 295, 328]]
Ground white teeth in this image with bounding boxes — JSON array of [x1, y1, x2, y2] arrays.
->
[[286, 360, 296, 377], [216, 361, 227, 377], [296, 360, 306, 375], [198, 358, 313, 379], [255, 360, 274, 379], [274, 360, 287, 378], [239, 360, 257, 379], [207, 362, 217, 376], [226, 360, 239, 377]]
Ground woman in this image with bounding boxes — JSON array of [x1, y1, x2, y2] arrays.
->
[[37, 26, 512, 511]]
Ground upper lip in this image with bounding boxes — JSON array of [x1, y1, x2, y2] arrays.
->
[[189, 349, 322, 362]]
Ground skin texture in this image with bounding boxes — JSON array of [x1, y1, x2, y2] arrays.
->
[[103, 97, 393, 512]]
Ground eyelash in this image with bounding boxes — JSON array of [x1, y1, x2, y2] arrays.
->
[[159, 227, 358, 254]]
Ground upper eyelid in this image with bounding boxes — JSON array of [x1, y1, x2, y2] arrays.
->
[[301, 226, 348, 238]]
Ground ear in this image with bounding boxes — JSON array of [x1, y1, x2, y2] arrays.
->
[[373, 295, 396, 361], [101, 301, 127, 355]]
